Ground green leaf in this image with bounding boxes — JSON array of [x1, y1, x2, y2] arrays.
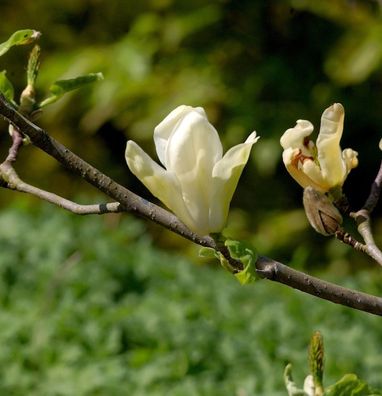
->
[[209, 238, 258, 284], [224, 240, 258, 285], [0, 29, 41, 57], [198, 247, 218, 259], [325, 374, 382, 396], [39, 72, 104, 108], [0, 71, 15, 102]]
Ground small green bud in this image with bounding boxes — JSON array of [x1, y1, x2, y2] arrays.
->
[[303, 187, 342, 236], [309, 331, 324, 395]]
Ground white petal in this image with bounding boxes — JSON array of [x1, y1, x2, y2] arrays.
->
[[164, 110, 222, 172], [162, 110, 223, 234], [342, 148, 358, 176], [282, 148, 326, 191], [153, 105, 206, 166], [280, 120, 314, 152], [301, 159, 331, 191], [316, 103, 346, 187], [209, 132, 259, 231], [125, 140, 195, 230]]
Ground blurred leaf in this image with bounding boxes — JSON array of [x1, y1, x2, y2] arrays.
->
[[0, 70, 14, 102], [325, 25, 382, 85], [39, 72, 104, 108], [325, 373, 382, 396], [0, 29, 40, 57]]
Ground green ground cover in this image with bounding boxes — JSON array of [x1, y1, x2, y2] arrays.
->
[[0, 202, 380, 395]]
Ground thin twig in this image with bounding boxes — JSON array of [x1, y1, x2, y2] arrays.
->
[[6, 126, 24, 163], [363, 160, 382, 213], [0, 163, 123, 215], [0, 92, 382, 315], [334, 229, 367, 253], [349, 159, 382, 266]]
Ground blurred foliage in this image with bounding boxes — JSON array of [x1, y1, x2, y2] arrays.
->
[[0, 202, 381, 395], [0, 1, 382, 265]]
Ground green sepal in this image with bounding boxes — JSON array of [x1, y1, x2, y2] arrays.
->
[[0, 30, 41, 57], [225, 239, 258, 285], [39, 72, 104, 108], [0, 71, 15, 103], [325, 374, 382, 396]]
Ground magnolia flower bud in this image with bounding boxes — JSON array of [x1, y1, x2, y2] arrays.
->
[[303, 187, 342, 236], [125, 105, 259, 236]]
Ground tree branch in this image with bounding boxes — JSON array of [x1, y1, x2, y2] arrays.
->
[[363, 159, 382, 213], [256, 256, 382, 316], [0, 127, 123, 215], [0, 171, 123, 215], [350, 159, 382, 266], [0, 92, 381, 316]]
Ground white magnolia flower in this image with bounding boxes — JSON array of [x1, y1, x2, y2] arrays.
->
[[280, 103, 358, 193], [125, 105, 259, 236]]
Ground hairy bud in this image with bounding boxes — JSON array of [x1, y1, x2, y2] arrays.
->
[[303, 187, 342, 236], [309, 331, 324, 395]]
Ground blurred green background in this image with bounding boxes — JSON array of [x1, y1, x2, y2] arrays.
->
[[0, 0, 382, 394]]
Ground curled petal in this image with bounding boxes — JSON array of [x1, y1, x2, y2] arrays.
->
[[280, 120, 314, 151], [342, 148, 358, 176], [282, 148, 325, 191], [317, 103, 345, 187], [209, 132, 259, 231]]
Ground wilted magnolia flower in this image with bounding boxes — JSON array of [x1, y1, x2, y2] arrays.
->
[[125, 105, 259, 236], [280, 103, 358, 193]]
